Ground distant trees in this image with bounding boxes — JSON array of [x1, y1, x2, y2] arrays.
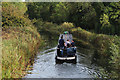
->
[[100, 13, 114, 34], [107, 2, 120, 35], [98, 2, 120, 35], [3, 2, 120, 35], [27, 3, 51, 20], [26, 2, 69, 24], [26, 2, 97, 28], [67, 3, 97, 29], [50, 3, 69, 24]]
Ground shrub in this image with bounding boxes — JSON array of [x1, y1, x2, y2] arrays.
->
[[108, 36, 120, 78], [60, 22, 75, 32], [2, 26, 42, 78], [2, 2, 32, 27], [33, 19, 44, 32], [70, 26, 120, 78]]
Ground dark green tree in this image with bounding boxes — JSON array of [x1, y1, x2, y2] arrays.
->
[[67, 3, 97, 30]]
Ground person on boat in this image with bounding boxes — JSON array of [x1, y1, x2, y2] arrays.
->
[[59, 35, 64, 49], [71, 40, 75, 47], [65, 39, 70, 47], [67, 43, 74, 55], [71, 40, 76, 53]]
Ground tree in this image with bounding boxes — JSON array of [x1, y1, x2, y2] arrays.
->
[[100, 14, 114, 34], [100, 2, 120, 35], [67, 3, 97, 30], [50, 2, 69, 24], [26, 2, 52, 21]]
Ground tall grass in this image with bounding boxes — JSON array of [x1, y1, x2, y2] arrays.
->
[[2, 26, 43, 78]]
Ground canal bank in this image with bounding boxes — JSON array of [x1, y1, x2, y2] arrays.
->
[[2, 26, 43, 78]]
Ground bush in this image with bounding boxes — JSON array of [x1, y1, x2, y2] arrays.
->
[[70, 26, 120, 78], [2, 2, 32, 27], [108, 36, 120, 78], [71, 27, 94, 42], [33, 19, 44, 32], [59, 22, 75, 32], [2, 26, 43, 78]]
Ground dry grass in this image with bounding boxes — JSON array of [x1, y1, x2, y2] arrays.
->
[[2, 26, 43, 78]]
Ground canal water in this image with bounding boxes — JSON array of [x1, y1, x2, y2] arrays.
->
[[24, 44, 102, 78]]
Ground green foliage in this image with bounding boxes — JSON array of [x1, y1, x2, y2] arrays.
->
[[33, 18, 44, 32], [100, 14, 110, 27], [100, 14, 115, 34], [26, 2, 120, 36], [40, 22, 60, 36], [2, 2, 31, 27], [70, 26, 120, 78], [27, 2, 69, 24], [67, 3, 97, 29], [50, 3, 69, 24], [109, 36, 120, 76], [108, 2, 120, 35], [109, 42, 120, 69], [26, 2, 97, 29], [2, 26, 43, 78], [100, 2, 120, 35], [33, 18, 75, 35], [71, 27, 94, 42], [26, 2, 53, 21], [98, 35, 120, 78], [59, 22, 75, 32]]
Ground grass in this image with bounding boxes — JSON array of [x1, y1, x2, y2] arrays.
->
[[2, 26, 43, 78]]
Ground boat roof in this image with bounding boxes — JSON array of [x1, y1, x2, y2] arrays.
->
[[64, 31, 69, 34]]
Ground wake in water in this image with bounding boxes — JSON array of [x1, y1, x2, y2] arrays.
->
[[24, 47, 101, 78]]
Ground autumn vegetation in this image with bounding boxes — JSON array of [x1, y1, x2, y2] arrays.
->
[[2, 2, 43, 78]]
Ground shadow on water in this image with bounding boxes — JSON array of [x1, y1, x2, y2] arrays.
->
[[24, 33, 105, 78]]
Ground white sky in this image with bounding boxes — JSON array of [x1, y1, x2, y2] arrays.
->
[[22, 0, 25, 2]]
